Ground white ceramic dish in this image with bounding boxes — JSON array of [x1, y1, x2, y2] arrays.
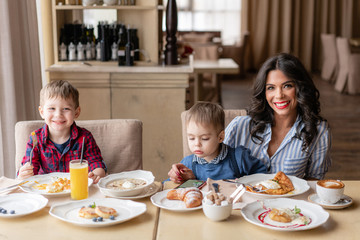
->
[[241, 198, 329, 231], [49, 198, 146, 227], [100, 182, 161, 199], [0, 193, 48, 218], [202, 199, 232, 221], [19, 172, 93, 197], [308, 193, 353, 209], [237, 173, 310, 198], [150, 189, 203, 212], [98, 170, 155, 197]]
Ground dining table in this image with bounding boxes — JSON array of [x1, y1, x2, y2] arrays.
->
[[0, 177, 359, 240], [0, 177, 161, 240]]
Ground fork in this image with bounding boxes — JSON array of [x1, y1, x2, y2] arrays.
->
[[29, 131, 38, 165], [222, 179, 266, 193]]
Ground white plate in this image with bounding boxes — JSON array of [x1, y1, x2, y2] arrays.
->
[[98, 170, 155, 197], [241, 198, 329, 231], [237, 173, 310, 198], [49, 198, 146, 227], [100, 182, 161, 199], [19, 172, 93, 197], [308, 193, 353, 209], [0, 193, 48, 218], [150, 189, 203, 212]]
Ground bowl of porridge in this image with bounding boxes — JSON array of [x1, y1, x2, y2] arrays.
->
[[98, 170, 155, 197]]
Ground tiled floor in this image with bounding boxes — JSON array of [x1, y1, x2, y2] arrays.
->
[[221, 73, 360, 180]]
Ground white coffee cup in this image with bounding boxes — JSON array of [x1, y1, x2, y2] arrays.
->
[[316, 179, 345, 204]]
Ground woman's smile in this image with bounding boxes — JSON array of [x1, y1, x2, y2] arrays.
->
[[274, 101, 290, 109]]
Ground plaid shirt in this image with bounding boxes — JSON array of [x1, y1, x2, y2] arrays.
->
[[20, 122, 107, 175]]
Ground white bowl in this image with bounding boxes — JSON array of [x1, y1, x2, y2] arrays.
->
[[82, 0, 97, 6], [202, 199, 232, 221], [98, 170, 155, 197], [103, 0, 118, 5]]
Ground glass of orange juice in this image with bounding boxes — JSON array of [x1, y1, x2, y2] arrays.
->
[[70, 160, 88, 200]]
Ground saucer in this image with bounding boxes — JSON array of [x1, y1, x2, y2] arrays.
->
[[308, 193, 353, 209]]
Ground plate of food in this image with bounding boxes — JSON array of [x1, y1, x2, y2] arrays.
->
[[100, 182, 161, 199], [150, 187, 203, 212], [0, 193, 48, 218], [98, 170, 155, 197], [241, 198, 329, 231], [237, 172, 310, 198], [19, 172, 93, 197], [49, 198, 146, 227]]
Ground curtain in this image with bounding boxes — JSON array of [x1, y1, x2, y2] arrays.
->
[[241, 0, 360, 71], [0, 0, 42, 178]]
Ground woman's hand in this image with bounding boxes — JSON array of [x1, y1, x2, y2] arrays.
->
[[18, 162, 34, 180], [168, 163, 195, 183]]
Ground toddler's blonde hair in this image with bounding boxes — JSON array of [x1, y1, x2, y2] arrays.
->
[[186, 102, 225, 132], [40, 80, 79, 108]]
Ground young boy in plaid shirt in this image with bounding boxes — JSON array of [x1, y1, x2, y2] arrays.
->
[[18, 80, 106, 183]]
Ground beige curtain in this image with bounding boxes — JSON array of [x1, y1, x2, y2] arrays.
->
[[0, 0, 42, 178], [241, 0, 360, 71]]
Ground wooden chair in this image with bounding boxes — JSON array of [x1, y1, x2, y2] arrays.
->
[[181, 109, 247, 157], [15, 119, 143, 175], [334, 37, 360, 94], [320, 33, 338, 83]]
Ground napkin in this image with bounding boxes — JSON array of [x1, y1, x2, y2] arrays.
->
[[205, 178, 238, 199], [0, 176, 23, 195]]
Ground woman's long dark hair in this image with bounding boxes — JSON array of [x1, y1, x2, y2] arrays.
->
[[248, 53, 325, 152]]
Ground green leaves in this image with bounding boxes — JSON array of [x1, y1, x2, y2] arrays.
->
[[294, 206, 301, 214]]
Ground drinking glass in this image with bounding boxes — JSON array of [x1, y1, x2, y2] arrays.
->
[[70, 160, 88, 200]]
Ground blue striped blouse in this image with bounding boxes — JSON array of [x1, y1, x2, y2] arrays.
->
[[223, 115, 332, 179]]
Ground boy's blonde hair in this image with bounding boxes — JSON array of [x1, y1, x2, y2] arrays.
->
[[186, 102, 225, 132], [40, 80, 79, 108]]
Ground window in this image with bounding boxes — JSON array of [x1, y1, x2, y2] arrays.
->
[[162, 0, 242, 45]]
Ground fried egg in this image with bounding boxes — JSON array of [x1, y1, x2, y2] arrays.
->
[[256, 180, 281, 189]]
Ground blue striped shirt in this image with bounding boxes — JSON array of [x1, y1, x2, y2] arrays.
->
[[223, 115, 331, 179]]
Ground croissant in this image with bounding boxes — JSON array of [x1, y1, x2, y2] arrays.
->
[[166, 187, 203, 208]]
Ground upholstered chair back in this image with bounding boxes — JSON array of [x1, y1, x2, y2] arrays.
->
[[15, 119, 142, 175]]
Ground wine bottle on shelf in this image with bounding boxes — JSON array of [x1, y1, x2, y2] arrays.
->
[[100, 24, 108, 61], [110, 23, 118, 61], [125, 28, 134, 66], [96, 42, 101, 60], [68, 42, 76, 61], [85, 42, 92, 60], [59, 28, 68, 61], [77, 25, 86, 61], [129, 28, 139, 61], [117, 24, 127, 66], [77, 42, 85, 61], [87, 25, 96, 59]]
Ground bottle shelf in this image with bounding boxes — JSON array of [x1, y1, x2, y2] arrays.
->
[[52, 0, 161, 65], [54, 5, 156, 10]]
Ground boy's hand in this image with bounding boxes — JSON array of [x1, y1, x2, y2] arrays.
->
[[88, 168, 106, 184], [168, 163, 195, 183], [18, 162, 34, 180]]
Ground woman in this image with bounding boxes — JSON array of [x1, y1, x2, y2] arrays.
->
[[224, 53, 331, 180]]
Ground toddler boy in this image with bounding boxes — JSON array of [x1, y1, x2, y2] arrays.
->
[[168, 102, 266, 183], [18, 80, 106, 183]]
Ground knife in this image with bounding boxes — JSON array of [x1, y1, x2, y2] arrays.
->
[[0, 180, 26, 193], [212, 183, 219, 193]]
